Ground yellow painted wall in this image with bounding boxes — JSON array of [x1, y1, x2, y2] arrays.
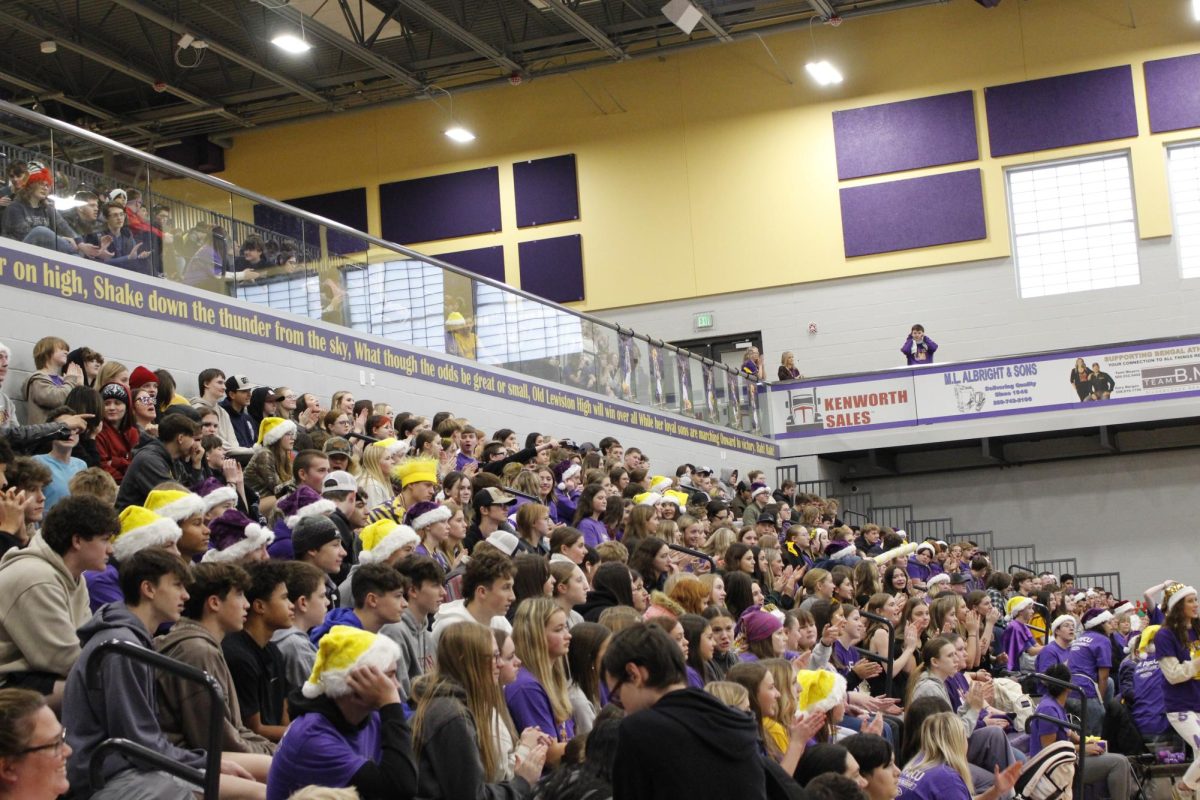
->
[[213, 0, 1200, 312]]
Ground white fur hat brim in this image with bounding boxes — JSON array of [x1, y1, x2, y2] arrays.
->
[[202, 486, 238, 512], [1050, 615, 1075, 634], [1112, 602, 1135, 617], [1084, 611, 1114, 630], [1168, 586, 1197, 612], [287, 499, 337, 529], [801, 671, 848, 714], [358, 526, 420, 565], [202, 522, 274, 563], [153, 493, 206, 523], [114, 517, 182, 562], [829, 544, 857, 562], [750, 487, 771, 499], [262, 418, 298, 446], [302, 633, 400, 698], [637, 493, 662, 507], [927, 573, 950, 587], [411, 505, 452, 532]]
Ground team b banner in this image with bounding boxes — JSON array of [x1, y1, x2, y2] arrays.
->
[[771, 336, 1200, 438]]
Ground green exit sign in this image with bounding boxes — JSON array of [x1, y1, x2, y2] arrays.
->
[[694, 311, 714, 330]]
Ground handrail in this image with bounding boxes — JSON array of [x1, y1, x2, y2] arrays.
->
[[86, 638, 223, 800], [1032, 671, 1088, 800], [668, 543, 715, 572], [0, 99, 743, 379]]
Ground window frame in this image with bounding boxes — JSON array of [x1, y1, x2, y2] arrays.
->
[[1165, 139, 1200, 280]]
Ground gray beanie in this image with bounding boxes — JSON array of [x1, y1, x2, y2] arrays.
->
[[292, 514, 339, 556]]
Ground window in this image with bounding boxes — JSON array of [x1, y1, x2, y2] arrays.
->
[[1167, 142, 1200, 278], [1007, 152, 1139, 298], [343, 259, 444, 349], [237, 274, 322, 319]]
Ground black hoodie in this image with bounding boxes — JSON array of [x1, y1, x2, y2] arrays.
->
[[613, 687, 767, 800]]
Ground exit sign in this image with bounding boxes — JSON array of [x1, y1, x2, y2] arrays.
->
[[694, 311, 714, 330]]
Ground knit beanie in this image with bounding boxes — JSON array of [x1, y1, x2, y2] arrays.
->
[[292, 514, 339, 557]]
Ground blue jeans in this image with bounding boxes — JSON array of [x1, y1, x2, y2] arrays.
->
[[23, 225, 74, 253]]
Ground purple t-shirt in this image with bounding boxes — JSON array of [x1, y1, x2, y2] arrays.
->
[[84, 563, 121, 613], [1153, 626, 1200, 713], [1131, 657, 1169, 735], [266, 706, 381, 800], [504, 666, 575, 743], [1027, 695, 1069, 755], [833, 641, 858, 677], [1002, 619, 1034, 667], [905, 558, 942, 584], [577, 517, 609, 548], [414, 543, 450, 572], [1035, 640, 1070, 675], [1066, 630, 1111, 699], [898, 763, 971, 800]]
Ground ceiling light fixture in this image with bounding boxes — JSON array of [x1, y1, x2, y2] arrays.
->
[[805, 60, 843, 86], [1194, 0, 1200, 21], [271, 33, 311, 54], [272, 11, 311, 54], [662, 0, 703, 35], [428, 85, 476, 143], [444, 126, 476, 143]]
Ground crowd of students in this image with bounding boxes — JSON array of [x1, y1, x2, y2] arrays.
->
[[0, 332, 1189, 800]]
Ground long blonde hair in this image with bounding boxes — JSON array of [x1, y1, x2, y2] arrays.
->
[[413, 622, 516, 781], [907, 711, 974, 792], [511, 597, 572, 725], [357, 445, 394, 499]]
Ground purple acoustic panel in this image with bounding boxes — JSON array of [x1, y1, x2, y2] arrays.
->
[[436, 245, 506, 283], [379, 167, 502, 245], [840, 169, 986, 258], [984, 66, 1137, 157], [518, 235, 584, 303], [1145, 53, 1200, 134], [513, 154, 580, 228], [832, 91, 978, 180], [285, 187, 369, 255]]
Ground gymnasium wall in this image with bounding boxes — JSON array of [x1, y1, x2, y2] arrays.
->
[[210, 0, 1200, 318]]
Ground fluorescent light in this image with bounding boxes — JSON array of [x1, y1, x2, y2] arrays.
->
[[445, 126, 476, 143], [1194, 0, 1200, 21], [805, 60, 843, 86], [271, 33, 311, 54]]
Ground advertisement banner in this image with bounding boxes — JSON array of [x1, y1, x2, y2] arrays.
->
[[771, 337, 1200, 439], [727, 370, 743, 429], [617, 332, 635, 401]]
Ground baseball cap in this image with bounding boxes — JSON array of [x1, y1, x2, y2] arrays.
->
[[473, 487, 516, 508], [322, 470, 357, 495], [950, 573, 972, 585], [226, 374, 259, 393], [485, 530, 521, 557], [323, 437, 352, 456]]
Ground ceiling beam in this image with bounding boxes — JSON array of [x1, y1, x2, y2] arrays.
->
[[0, 67, 159, 139], [265, 4, 426, 91], [693, 3, 733, 42], [540, 1, 626, 60], [0, 8, 249, 127], [104, 0, 335, 109], [391, 0, 526, 75]]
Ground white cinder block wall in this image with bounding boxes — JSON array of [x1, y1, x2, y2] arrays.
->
[[592, 237, 1198, 379]]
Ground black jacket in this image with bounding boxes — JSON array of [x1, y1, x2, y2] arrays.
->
[[613, 688, 768, 800], [116, 437, 195, 510]]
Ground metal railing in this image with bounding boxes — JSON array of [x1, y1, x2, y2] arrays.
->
[[904, 518, 954, 540], [85, 638, 223, 800], [948, 531, 994, 552], [994, 546, 1036, 573], [1074, 572, 1122, 598], [867, 505, 913, 531]]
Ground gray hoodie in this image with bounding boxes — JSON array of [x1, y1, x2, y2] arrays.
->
[[379, 608, 434, 702], [63, 603, 206, 796]]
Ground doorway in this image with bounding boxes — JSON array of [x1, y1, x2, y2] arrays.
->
[[670, 332, 762, 373]]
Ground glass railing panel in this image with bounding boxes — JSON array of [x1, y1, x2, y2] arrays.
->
[[3, 101, 773, 440]]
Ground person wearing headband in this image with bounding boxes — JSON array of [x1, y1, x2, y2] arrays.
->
[[1154, 583, 1200, 797]]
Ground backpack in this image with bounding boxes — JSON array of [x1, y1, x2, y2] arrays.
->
[[991, 677, 1035, 732], [1013, 740, 1076, 800]]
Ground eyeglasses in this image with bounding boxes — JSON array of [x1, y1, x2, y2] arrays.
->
[[135, 396, 155, 404], [17, 727, 66, 757]]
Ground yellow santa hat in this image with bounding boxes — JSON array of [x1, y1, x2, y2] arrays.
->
[[114, 506, 182, 562], [634, 491, 663, 507], [257, 416, 297, 447], [795, 669, 848, 714], [371, 437, 406, 458], [392, 457, 438, 488], [144, 488, 206, 522], [303, 626, 401, 699], [649, 475, 674, 494], [661, 489, 690, 509], [357, 519, 420, 565]]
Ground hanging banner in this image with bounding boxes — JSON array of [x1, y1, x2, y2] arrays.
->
[[675, 350, 694, 415], [617, 332, 636, 401], [702, 363, 718, 421], [770, 336, 1200, 439], [727, 370, 743, 429], [648, 344, 666, 406]]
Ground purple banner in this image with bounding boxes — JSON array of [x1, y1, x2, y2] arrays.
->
[[839, 169, 986, 258], [1144, 53, 1200, 134], [0, 242, 779, 458]]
